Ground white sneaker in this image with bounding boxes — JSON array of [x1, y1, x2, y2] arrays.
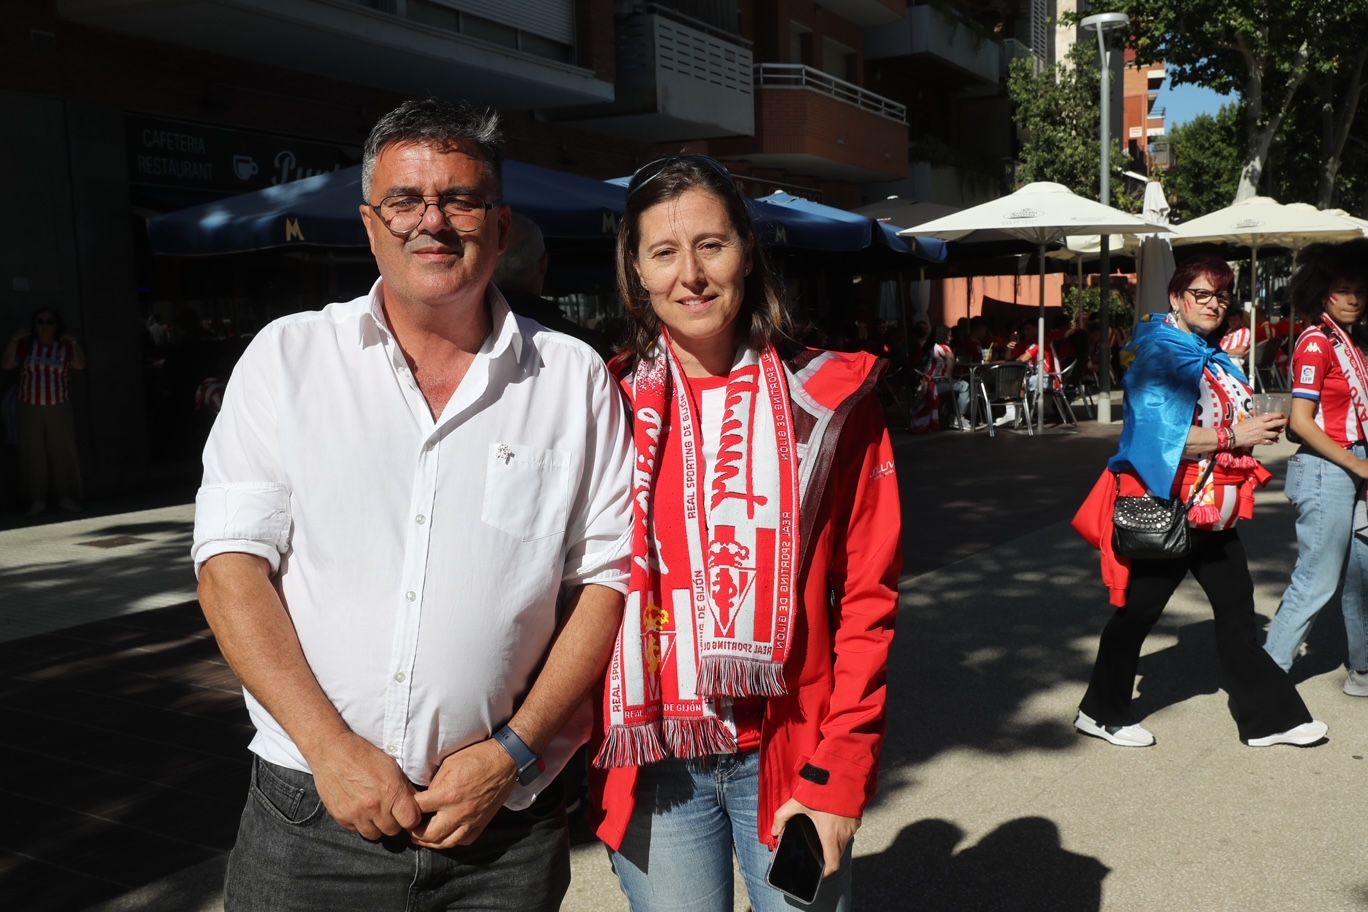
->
[[1074, 710, 1155, 747], [1344, 670, 1368, 697], [1245, 720, 1328, 747]]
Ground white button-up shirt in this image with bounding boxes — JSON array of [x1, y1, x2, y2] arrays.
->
[[192, 280, 632, 808]]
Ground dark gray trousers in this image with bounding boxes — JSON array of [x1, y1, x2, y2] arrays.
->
[[225, 756, 570, 912]]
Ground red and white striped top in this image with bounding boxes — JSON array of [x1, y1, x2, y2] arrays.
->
[[1220, 326, 1251, 353], [19, 339, 75, 406], [1292, 327, 1363, 448]]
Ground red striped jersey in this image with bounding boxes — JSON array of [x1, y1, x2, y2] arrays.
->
[[1292, 328, 1363, 448], [1220, 326, 1251, 353], [18, 339, 75, 406]]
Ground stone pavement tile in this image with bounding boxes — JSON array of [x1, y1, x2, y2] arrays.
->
[[0, 853, 132, 912], [0, 794, 221, 908]]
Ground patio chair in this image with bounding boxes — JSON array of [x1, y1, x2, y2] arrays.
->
[[969, 362, 1034, 438]]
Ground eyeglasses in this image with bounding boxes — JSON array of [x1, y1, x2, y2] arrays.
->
[[627, 154, 734, 197], [1185, 288, 1233, 308], [366, 193, 500, 235], [35, 317, 57, 326]]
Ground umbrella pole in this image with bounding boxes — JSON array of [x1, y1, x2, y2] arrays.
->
[[1248, 246, 1260, 383], [1037, 243, 1046, 434]]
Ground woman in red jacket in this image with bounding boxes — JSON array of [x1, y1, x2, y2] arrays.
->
[[592, 154, 902, 912]]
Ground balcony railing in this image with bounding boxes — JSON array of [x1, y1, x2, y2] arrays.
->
[[755, 63, 907, 124]]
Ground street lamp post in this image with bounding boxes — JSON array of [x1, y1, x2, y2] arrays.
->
[[1081, 10, 1129, 424]]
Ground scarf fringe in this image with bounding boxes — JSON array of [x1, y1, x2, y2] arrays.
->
[[696, 656, 789, 698], [1217, 451, 1259, 469], [662, 718, 738, 758], [1187, 504, 1224, 525], [593, 723, 668, 769]]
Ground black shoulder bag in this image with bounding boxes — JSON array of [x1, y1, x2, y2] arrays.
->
[[1112, 460, 1217, 560]]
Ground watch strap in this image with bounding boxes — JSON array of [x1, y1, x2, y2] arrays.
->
[[492, 724, 541, 785]]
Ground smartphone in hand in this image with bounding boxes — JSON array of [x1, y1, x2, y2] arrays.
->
[[766, 813, 824, 905]]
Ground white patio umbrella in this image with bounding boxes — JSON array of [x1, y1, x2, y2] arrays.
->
[[899, 181, 1169, 433], [1169, 197, 1361, 380]]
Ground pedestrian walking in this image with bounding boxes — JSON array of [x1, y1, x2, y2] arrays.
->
[[1071, 257, 1325, 748], [1263, 240, 1368, 694], [592, 153, 902, 911]]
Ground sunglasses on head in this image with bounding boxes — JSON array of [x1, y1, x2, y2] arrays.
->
[[627, 154, 734, 198]]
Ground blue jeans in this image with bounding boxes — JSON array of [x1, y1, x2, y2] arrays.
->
[[224, 756, 570, 911], [609, 752, 852, 912], [1264, 445, 1368, 672]]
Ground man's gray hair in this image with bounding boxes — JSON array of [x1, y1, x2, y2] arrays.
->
[[361, 97, 504, 200]]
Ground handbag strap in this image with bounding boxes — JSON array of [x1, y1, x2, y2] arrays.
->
[[1113, 456, 1218, 508], [1180, 458, 1218, 509]]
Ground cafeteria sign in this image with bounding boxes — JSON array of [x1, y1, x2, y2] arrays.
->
[[127, 114, 357, 194]]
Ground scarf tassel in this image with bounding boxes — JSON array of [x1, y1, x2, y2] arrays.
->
[[1187, 504, 1224, 525], [696, 656, 789, 699], [1216, 451, 1259, 469], [593, 723, 668, 769], [662, 717, 738, 758]]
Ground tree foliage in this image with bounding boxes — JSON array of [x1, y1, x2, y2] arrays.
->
[[1165, 104, 1242, 220], [1124, 0, 1368, 205], [1008, 42, 1136, 208]]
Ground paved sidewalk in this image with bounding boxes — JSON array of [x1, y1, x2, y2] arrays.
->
[[3, 424, 1365, 911]]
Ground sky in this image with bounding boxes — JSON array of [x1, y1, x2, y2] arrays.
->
[[1158, 82, 1237, 126]]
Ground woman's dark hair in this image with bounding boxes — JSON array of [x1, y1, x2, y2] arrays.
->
[[615, 155, 791, 362], [1288, 240, 1368, 318], [1167, 256, 1235, 300], [30, 307, 65, 338]]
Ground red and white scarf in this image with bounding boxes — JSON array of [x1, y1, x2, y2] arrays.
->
[[1186, 364, 1257, 528], [595, 336, 800, 768], [1317, 314, 1368, 439]]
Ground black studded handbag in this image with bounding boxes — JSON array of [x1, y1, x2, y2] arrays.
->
[[1112, 460, 1217, 560]]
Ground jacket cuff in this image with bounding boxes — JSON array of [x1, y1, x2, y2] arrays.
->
[[789, 748, 876, 819]]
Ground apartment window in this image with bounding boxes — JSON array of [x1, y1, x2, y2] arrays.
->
[[385, 0, 574, 64], [789, 22, 811, 65], [820, 36, 856, 83]]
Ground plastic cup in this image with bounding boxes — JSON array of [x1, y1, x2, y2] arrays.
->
[[1251, 393, 1292, 416]]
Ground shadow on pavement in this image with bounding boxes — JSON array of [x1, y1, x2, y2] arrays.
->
[[0, 604, 248, 912], [854, 816, 1107, 912]]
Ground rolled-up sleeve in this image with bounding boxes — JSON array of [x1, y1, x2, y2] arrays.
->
[[191, 329, 293, 576], [561, 359, 633, 592]]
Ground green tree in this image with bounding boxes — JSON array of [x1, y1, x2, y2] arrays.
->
[[1124, 0, 1368, 204], [1165, 104, 1242, 220], [1008, 42, 1135, 207]]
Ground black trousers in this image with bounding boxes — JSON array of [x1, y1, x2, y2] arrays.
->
[[1080, 529, 1312, 741]]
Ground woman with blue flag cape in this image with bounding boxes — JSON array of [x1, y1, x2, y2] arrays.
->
[[1070, 257, 1325, 749]]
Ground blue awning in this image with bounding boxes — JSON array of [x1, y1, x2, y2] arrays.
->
[[147, 160, 627, 255], [752, 191, 947, 262]]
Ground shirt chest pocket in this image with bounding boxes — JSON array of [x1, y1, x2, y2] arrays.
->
[[480, 443, 572, 541]]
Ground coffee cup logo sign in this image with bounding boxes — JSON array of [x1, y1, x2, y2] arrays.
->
[[233, 155, 260, 182], [127, 114, 357, 195]]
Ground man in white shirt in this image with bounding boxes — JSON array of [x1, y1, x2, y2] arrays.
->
[[192, 98, 632, 911]]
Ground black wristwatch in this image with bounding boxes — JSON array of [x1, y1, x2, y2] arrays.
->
[[493, 724, 542, 786]]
